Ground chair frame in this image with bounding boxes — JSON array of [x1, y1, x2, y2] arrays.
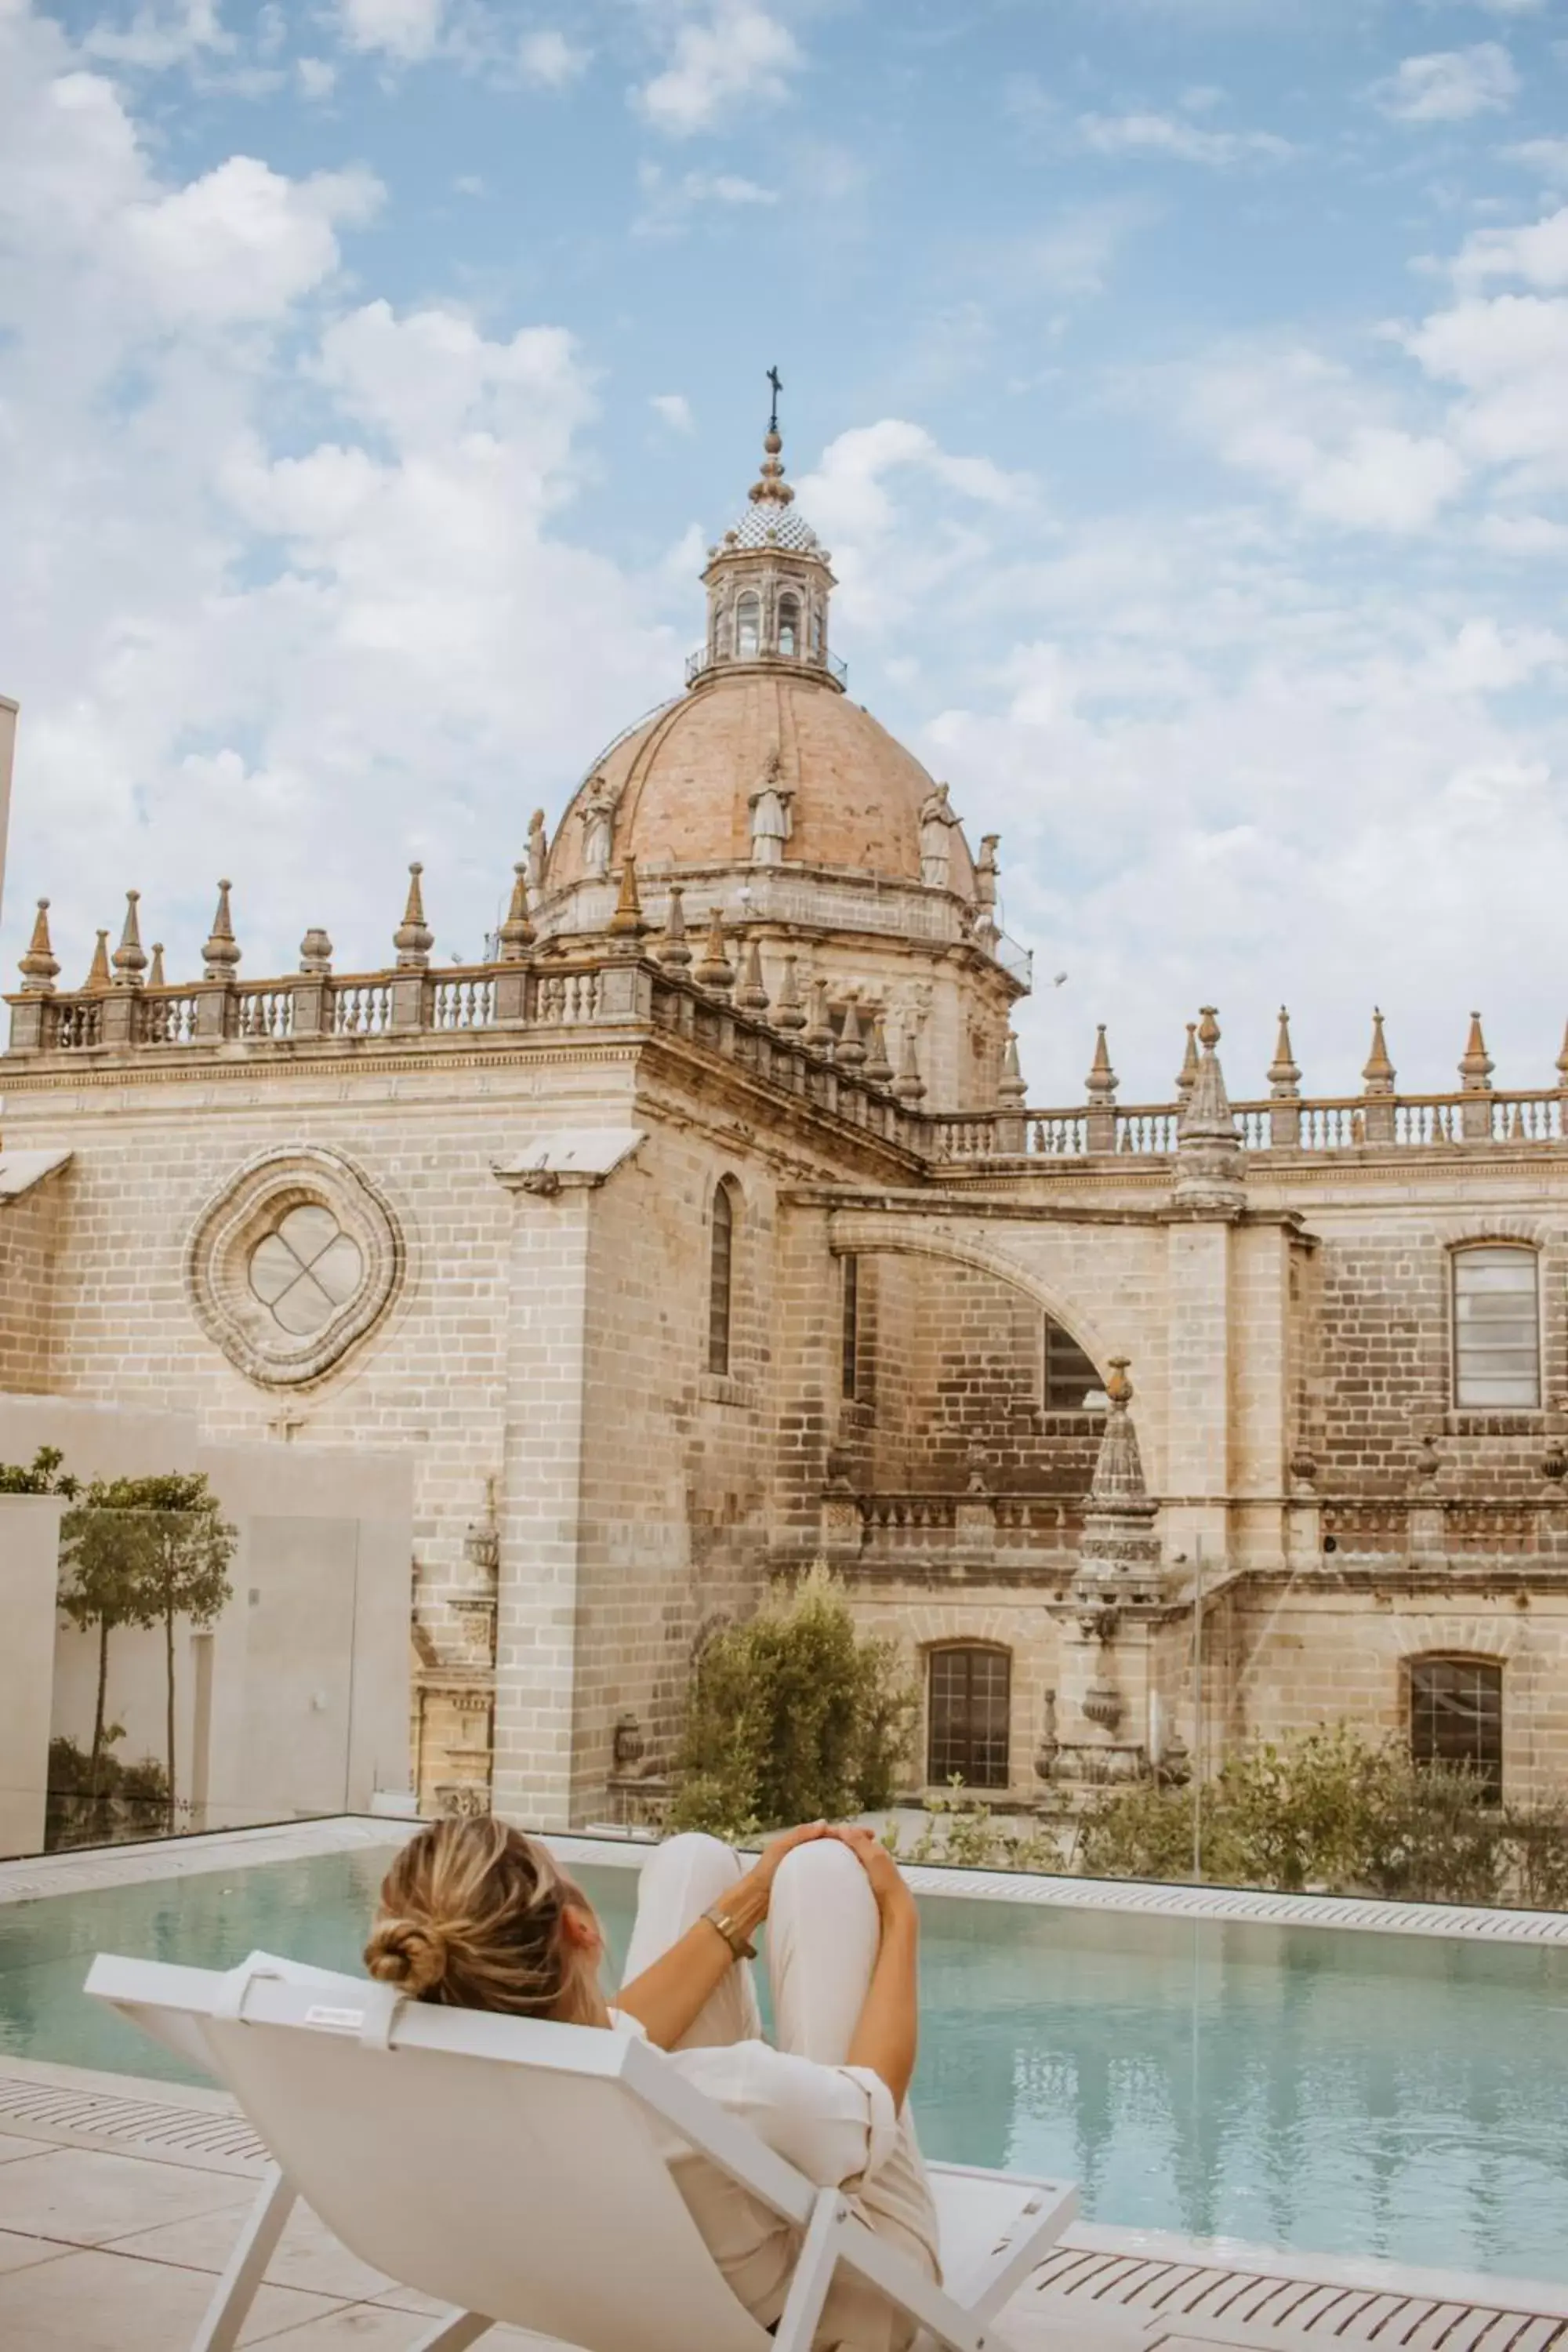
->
[[86, 1952, 1078, 2352]]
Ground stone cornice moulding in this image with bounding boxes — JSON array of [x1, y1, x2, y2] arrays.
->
[[492, 1126, 648, 1196]]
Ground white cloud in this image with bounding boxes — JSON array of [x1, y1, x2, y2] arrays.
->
[[1470, 0, 1544, 14], [633, 161, 779, 234], [518, 27, 587, 86], [1077, 110, 1294, 165], [794, 422, 1031, 635], [1453, 204, 1568, 285], [1373, 43, 1519, 122], [1182, 351, 1466, 532], [337, 0, 446, 61], [123, 158, 382, 325], [650, 393, 695, 433], [298, 56, 338, 99], [82, 1, 231, 67], [637, 2, 800, 137], [1504, 139, 1568, 183], [1409, 292, 1568, 484]]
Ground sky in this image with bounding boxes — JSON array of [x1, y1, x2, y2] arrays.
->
[[1, 0, 1566, 1105]]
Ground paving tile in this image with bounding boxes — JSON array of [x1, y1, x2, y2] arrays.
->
[[246, 2301, 431, 2346], [0, 2144, 253, 2248], [0, 2225, 71, 2277], [114, 2194, 402, 2303], [0, 2243, 346, 2349], [0, 2131, 45, 2163]]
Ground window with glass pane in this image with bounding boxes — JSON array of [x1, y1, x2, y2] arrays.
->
[[1410, 1657, 1503, 1800], [736, 594, 760, 659], [1452, 1247, 1540, 1408], [840, 1253, 858, 1399], [927, 1647, 1011, 1788], [1044, 1317, 1100, 1410], [708, 1183, 735, 1376], [778, 595, 800, 657]]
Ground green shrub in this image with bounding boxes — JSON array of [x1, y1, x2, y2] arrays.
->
[[669, 1564, 916, 1836]]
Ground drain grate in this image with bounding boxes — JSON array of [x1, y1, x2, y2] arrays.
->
[[1019, 2245, 1568, 2350], [0, 2073, 268, 2172]]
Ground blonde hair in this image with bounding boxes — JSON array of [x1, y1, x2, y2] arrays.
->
[[365, 1817, 596, 2020]]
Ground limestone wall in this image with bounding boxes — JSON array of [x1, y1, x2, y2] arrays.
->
[[0, 1157, 69, 1392]]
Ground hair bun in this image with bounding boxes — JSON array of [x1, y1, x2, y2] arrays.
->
[[365, 1915, 448, 1998]]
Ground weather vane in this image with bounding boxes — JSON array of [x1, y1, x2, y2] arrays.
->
[[766, 365, 783, 434]]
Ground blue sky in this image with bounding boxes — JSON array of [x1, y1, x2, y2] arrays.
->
[[2, 0, 1566, 1100]]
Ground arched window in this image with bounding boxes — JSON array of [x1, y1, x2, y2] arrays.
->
[[1044, 1317, 1099, 1410], [708, 1179, 738, 1376], [777, 594, 800, 658], [1410, 1656, 1503, 1800], [927, 1645, 1011, 1789], [810, 604, 825, 657], [840, 1253, 859, 1400], [735, 593, 761, 660], [1453, 1245, 1540, 1408]]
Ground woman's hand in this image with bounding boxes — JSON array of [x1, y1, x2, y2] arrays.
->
[[830, 1824, 916, 1922]]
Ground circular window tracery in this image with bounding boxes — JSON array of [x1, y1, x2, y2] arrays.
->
[[187, 1147, 403, 1388]]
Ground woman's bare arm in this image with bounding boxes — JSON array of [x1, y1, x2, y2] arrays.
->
[[835, 1828, 920, 2111]]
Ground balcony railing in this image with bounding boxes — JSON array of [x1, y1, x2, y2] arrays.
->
[[927, 1088, 1567, 1163], [684, 644, 848, 690]]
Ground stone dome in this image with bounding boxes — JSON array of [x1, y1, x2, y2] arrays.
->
[[545, 666, 977, 896]]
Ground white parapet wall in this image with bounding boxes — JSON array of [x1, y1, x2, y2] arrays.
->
[[0, 1394, 414, 1858]]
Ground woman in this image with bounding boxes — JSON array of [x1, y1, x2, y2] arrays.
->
[[365, 1817, 939, 2351]]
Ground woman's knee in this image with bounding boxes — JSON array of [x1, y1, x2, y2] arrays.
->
[[772, 1836, 877, 1911], [644, 1831, 743, 1898]]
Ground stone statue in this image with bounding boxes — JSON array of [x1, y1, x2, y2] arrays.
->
[[526, 808, 548, 895], [579, 775, 616, 878], [749, 753, 791, 866], [919, 782, 958, 890]]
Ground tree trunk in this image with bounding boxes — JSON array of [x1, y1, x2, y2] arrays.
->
[[165, 1602, 177, 1833], [90, 1617, 111, 1823]]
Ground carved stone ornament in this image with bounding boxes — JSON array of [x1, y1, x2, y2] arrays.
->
[[185, 1145, 404, 1388]]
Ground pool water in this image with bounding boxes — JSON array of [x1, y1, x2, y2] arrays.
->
[[4, 1847, 1566, 2285]]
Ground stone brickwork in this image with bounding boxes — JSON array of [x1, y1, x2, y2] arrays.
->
[[0, 1160, 67, 1392]]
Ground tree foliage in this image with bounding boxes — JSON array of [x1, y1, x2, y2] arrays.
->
[[0, 1446, 79, 1496], [45, 1733, 170, 1852], [669, 1564, 916, 1838]]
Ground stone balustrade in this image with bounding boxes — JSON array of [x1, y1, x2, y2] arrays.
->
[[928, 1086, 1568, 1163], [819, 1487, 1086, 1574]]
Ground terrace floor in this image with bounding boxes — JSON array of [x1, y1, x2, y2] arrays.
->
[[2, 2056, 1565, 2352]]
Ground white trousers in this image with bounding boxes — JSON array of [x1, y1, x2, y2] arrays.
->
[[622, 1832, 939, 2352]]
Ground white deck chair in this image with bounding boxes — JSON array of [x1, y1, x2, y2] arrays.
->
[[86, 1950, 1077, 2352]]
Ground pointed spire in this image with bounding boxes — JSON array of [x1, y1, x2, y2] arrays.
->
[[148, 942, 166, 989], [836, 995, 866, 1068], [749, 370, 795, 512], [111, 890, 147, 989], [17, 899, 59, 994], [1363, 1007, 1396, 1096], [1459, 1010, 1494, 1091], [394, 863, 433, 969], [607, 856, 647, 940], [1084, 1024, 1116, 1103], [694, 907, 735, 994], [735, 937, 770, 1014], [85, 928, 111, 993], [1174, 1006, 1245, 1209], [655, 882, 692, 970], [772, 951, 805, 1031], [1077, 1357, 1161, 1605], [893, 1022, 926, 1104], [864, 1015, 894, 1087], [1174, 1022, 1200, 1102], [202, 880, 241, 981], [803, 975, 834, 1050], [1000, 1030, 1026, 1107], [1268, 1007, 1301, 1097], [497, 865, 535, 961]]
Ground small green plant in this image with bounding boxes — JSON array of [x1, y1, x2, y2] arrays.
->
[[669, 1563, 916, 1835], [884, 1783, 1064, 1874], [0, 1446, 81, 1497]]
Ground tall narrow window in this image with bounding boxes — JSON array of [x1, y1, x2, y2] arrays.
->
[[735, 593, 761, 660], [840, 1253, 859, 1399], [708, 1180, 736, 1376], [927, 1646, 1011, 1789], [1410, 1657, 1503, 1800], [811, 605, 824, 656], [1044, 1317, 1100, 1410], [777, 594, 800, 657], [1453, 1246, 1540, 1408]]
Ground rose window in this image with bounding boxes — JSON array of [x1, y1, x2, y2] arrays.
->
[[248, 1204, 366, 1338]]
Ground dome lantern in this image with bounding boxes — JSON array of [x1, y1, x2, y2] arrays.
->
[[691, 375, 841, 694]]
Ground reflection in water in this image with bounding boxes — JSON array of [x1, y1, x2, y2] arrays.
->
[[3, 1856, 1566, 2282]]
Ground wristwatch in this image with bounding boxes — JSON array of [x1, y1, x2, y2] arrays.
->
[[701, 1905, 757, 1962]]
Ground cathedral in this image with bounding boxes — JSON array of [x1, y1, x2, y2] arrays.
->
[[5, 419, 1568, 1831]]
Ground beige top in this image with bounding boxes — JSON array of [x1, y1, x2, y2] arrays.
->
[[609, 2009, 940, 2328]]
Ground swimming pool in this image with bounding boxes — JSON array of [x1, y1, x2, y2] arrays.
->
[[3, 1842, 1566, 2285]]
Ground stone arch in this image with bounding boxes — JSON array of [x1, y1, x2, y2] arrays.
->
[[826, 1211, 1119, 1377]]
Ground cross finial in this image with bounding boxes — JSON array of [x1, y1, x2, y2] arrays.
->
[[766, 365, 783, 434]]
